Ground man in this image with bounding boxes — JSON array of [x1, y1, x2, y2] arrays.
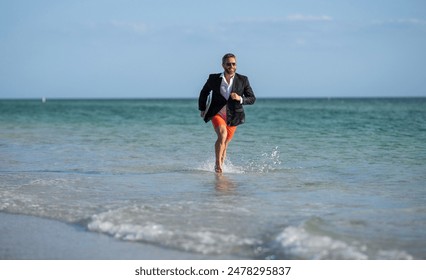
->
[[198, 53, 256, 173]]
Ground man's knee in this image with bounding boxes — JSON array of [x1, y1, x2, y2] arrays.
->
[[216, 125, 228, 143]]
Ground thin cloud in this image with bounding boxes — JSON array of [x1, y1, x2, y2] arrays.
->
[[227, 14, 333, 24], [372, 18, 426, 26], [110, 20, 148, 34], [285, 14, 333, 22]]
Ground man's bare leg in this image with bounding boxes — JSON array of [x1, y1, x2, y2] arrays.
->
[[214, 125, 227, 173], [221, 140, 231, 166]]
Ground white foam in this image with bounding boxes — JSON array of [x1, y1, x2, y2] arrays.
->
[[276, 225, 413, 260], [376, 249, 414, 260], [87, 207, 259, 255], [88, 218, 173, 242], [276, 226, 368, 259]]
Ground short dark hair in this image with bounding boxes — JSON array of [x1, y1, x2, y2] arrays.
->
[[222, 53, 236, 64]]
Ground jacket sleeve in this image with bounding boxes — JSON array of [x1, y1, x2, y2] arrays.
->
[[242, 77, 256, 105], [198, 75, 213, 111]]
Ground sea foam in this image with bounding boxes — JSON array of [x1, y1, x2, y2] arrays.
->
[[275, 224, 413, 260]]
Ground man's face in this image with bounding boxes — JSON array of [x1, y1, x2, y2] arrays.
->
[[222, 57, 237, 76]]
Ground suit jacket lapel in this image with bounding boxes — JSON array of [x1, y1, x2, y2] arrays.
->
[[231, 73, 237, 93]]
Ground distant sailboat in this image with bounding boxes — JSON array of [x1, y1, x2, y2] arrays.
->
[[42, 97, 46, 103]]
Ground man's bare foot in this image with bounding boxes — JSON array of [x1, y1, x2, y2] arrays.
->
[[215, 164, 222, 173]]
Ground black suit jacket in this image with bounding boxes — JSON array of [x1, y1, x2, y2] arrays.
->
[[198, 73, 256, 126]]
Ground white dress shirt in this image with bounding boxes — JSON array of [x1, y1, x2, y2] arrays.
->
[[218, 73, 243, 120]]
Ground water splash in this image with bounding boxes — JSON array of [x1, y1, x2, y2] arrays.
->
[[196, 147, 282, 174], [248, 146, 282, 173], [196, 158, 244, 174]]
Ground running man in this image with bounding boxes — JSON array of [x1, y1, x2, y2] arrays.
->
[[198, 53, 256, 173]]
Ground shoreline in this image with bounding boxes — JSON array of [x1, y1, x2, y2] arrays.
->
[[0, 212, 212, 260]]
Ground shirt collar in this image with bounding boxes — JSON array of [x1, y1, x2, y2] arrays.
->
[[220, 72, 235, 79]]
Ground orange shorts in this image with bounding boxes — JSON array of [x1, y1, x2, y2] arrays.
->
[[211, 114, 237, 142]]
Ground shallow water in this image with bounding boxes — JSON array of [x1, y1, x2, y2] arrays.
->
[[1, 98, 425, 259]]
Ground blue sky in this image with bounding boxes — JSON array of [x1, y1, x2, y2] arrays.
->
[[1, 0, 425, 98]]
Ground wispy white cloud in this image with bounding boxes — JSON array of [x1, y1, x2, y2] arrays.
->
[[372, 18, 426, 26], [285, 14, 333, 22], [227, 14, 333, 24], [110, 20, 148, 34]]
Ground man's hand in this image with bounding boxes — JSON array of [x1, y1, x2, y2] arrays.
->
[[230, 92, 241, 102]]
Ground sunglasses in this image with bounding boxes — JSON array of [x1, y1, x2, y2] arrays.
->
[[225, 62, 236, 67]]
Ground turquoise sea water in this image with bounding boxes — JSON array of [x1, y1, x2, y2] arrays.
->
[[1, 98, 425, 259]]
